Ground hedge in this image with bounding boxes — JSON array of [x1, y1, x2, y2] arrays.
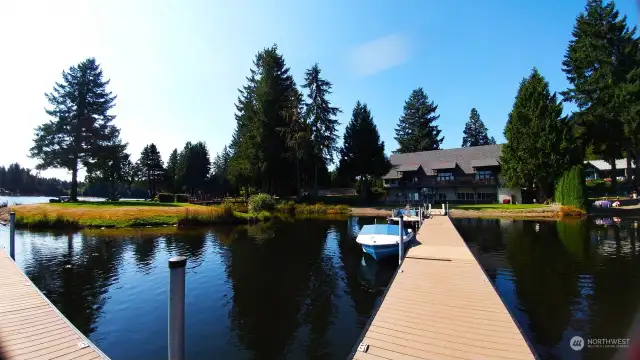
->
[[157, 193, 174, 203], [555, 165, 586, 209], [175, 194, 189, 203]]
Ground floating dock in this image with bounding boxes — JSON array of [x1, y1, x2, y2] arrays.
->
[[349, 215, 536, 360], [0, 249, 109, 360]]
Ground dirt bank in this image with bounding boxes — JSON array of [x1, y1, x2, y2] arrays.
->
[[349, 207, 394, 217]]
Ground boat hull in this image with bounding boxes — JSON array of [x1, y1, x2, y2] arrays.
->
[[360, 234, 414, 260]]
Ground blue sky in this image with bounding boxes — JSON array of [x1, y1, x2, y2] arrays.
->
[[1, 0, 638, 180]]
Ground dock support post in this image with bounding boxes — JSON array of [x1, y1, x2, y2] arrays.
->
[[398, 215, 404, 265], [446, 202, 449, 215], [442, 203, 445, 215], [168, 256, 187, 360], [9, 212, 15, 260]]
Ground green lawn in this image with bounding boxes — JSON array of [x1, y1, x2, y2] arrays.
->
[[449, 203, 549, 210], [51, 200, 186, 208]]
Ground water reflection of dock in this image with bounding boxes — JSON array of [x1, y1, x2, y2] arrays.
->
[[349, 216, 536, 359], [0, 249, 109, 359]]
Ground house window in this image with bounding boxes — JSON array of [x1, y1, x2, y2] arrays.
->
[[456, 193, 475, 201], [437, 172, 454, 181], [412, 177, 419, 184], [476, 193, 496, 201], [476, 170, 492, 179]]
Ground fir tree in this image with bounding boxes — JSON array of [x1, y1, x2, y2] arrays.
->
[[302, 63, 341, 196], [461, 108, 496, 147], [338, 101, 390, 196], [177, 141, 211, 196], [138, 144, 164, 198], [85, 139, 131, 200], [562, 0, 638, 189], [501, 68, 578, 201], [166, 148, 179, 193], [394, 88, 443, 153], [30, 58, 120, 200]]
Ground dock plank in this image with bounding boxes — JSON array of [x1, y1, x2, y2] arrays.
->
[[0, 249, 109, 360], [349, 216, 536, 360]]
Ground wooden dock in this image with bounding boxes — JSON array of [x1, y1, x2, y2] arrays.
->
[[0, 249, 109, 360], [349, 215, 537, 360]]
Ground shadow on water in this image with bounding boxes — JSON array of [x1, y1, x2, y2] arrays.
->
[[8, 216, 393, 360], [452, 217, 640, 360]]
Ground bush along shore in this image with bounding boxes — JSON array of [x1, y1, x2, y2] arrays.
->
[[0, 195, 351, 230]]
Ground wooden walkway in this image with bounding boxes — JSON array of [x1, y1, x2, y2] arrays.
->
[[349, 216, 536, 360], [0, 249, 109, 360]]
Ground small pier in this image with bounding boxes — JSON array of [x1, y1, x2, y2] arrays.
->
[[0, 248, 109, 360], [349, 215, 536, 360]]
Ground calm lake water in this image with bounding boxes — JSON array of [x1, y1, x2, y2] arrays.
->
[[1, 216, 639, 359]]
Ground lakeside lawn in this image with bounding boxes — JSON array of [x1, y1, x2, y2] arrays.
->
[[449, 203, 549, 211], [5, 201, 350, 229]]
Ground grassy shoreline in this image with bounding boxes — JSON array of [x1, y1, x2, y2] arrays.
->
[[0, 201, 350, 230]]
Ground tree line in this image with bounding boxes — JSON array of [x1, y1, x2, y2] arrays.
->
[[26, 50, 499, 200], [0, 163, 71, 196]]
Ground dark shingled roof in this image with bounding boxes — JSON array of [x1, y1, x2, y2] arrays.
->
[[385, 144, 503, 177], [396, 164, 421, 172], [382, 170, 402, 180], [431, 162, 457, 170], [470, 158, 500, 167]]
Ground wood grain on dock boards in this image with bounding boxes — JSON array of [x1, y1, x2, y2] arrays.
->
[[0, 249, 109, 360], [351, 216, 536, 360]]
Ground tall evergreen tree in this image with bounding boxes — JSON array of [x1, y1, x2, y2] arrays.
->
[[561, 0, 638, 189], [30, 58, 119, 200], [138, 143, 164, 198], [228, 45, 299, 196], [461, 108, 496, 147], [177, 141, 211, 196], [501, 68, 578, 201], [394, 88, 443, 153], [278, 87, 309, 197], [85, 139, 131, 200], [302, 63, 341, 196], [166, 148, 179, 193], [212, 145, 232, 195], [337, 101, 391, 196]]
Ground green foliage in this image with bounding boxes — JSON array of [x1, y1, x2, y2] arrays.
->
[[30, 58, 120, 200], [249, 193, 276, 213], [175, 194, 189, 203], [166, 148, 180, 193], [562, 0, 637, 184], [157, 193, 174, 203], [85, 139, 131, 200], [501, 68, 579, 201], [177, 141, 211, 195], [394, 88, 443, 153], [138, 143, 165, 197], [337, 101, 391, 195], [211, 146, 232, 195], [554, 165, 587, 209], [0, 163, 70, 196], [462, 108, 496, 147], [303, 63, 341, 195]]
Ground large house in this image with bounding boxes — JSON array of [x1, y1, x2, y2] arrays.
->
[[382, 144, 522, 204]]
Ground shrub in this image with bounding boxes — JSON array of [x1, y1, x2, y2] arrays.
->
[[157, 193, 174, 203], [249, 193, 275, 213], [559, 205, 585, 217], [175, 194, 189, 203], [276, 200, 296, 214], [554, 165, 586, 210], [218, 202, 236, 217]]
